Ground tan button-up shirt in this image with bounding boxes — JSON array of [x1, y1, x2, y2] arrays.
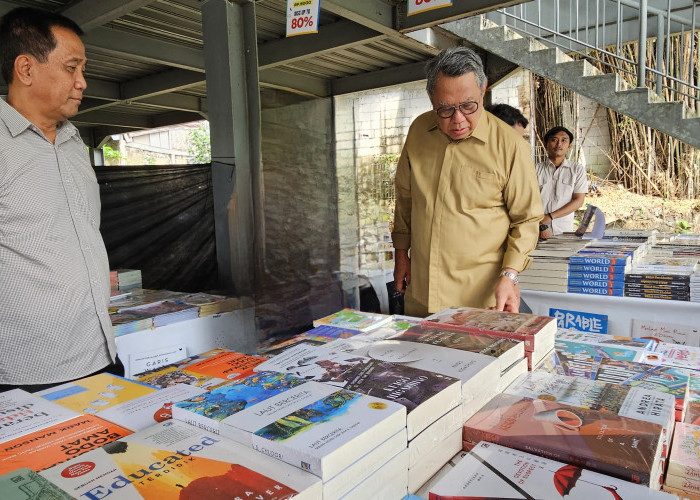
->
[[392, 111, 542, 316], [0, 98, 115, 384], [536, 158, 588, 235]]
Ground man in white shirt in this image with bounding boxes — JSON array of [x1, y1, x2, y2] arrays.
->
[[536, 126, 588, 239]]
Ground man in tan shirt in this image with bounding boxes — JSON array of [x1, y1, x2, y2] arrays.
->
[[392, 48, 542, 316]]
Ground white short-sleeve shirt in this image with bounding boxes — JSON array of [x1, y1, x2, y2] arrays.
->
[[536, 158, 588, 235]]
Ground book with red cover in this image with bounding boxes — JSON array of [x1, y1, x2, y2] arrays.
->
[[462, 393, 663, 486], [182, 351, 267, 381], [0, 414, 131, 475], [423, 307, 555, 355]]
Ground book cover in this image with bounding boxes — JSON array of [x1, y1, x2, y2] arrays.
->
[[568, 271, 627, 280], [429, 441, 674, 499], [551, 351, 601, 379], [685, 372, 700, 425], [549, 309, 609, 334], [555, 339, 645, 362], [37, 374, 158, 416], [556, 329, 656, 349], [257, 335, 334, 357], [664, 473, 700, 496], [182, 351, 267, 380], [40, 419, 321, 500], [423, 307, 555, 353], [97, 383, 206, 431], [462, 393, 663, 485], [643, 343, 700, 371], [568, 287, 624, 296], [253, 344, 461, 439], [569, 255, 630, 266], [325, 337, 500, 405], [0, 389, 79, 444], [0, 415, 131, 475], [0, 467, 73, 500], [312, 308, 391, 331], [133, 365, 225, 390], [667, 422, 700, 479], [391, 324, 525, 373]]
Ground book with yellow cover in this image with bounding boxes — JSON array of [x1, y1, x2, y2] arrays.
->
[[0, 414, 131, 475]]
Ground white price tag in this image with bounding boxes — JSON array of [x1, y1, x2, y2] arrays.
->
[[129, 344, 187, 375], [286, 0, 320, 37], [407, 0, 453, 16]]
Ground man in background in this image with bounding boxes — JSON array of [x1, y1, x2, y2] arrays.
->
[[0, 7, 121, 392], [536, 126, 588, 239], [392, 47, 542, 316], [485, 103, 529, 137]]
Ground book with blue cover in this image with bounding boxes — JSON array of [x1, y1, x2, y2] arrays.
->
[[568, 286, 624, 296]]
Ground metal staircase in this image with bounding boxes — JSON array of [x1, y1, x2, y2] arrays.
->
[[440, 6, 700, 149]]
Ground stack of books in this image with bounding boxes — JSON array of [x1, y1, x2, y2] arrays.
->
[[312, 308, 393, 331], [686, 372, 700, 426], [625, 272, 692, 301], [171, 371, 408, 498], [462, 393, 666, 487], [691, 269, 700, 302], [116, 269, 142, 291], [423, 306, 557, 370], [134, 350, 267, 389], [428, 441, 675, 498], [664, 422, 700, 497], [41, 419, 324, 499], [519, 238, 590, 292], [109, 311, 154, 336], [120, 300, 200, 327], [108, 289, 188, 313], [567, 253, 629, 296], [175, 292, 240, 316]]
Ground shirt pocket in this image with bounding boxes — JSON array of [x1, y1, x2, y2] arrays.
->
[[555, 171, 575, 201], [453, 167, 503, 212]]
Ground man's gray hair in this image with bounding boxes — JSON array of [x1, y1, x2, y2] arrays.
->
[[425, 47, 487, 96]]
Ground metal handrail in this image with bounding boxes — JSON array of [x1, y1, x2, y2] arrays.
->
[[494, 0, 699, 105]]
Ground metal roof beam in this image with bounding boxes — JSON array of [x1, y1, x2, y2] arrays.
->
[[82, 27, 205, 72], [259, 68, 330, 97], [61, 0, 156, 32], [331, 60, 427, 95], [72, 111, 152, 129], [122, 69, 204, 100], [139, 94, 208, 114], [150, 111, 204, 129], [321, 0, 395, 34], [258, 19, 383, 69]]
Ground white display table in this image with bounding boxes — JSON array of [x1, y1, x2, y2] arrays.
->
[[521, 290, 699, 336], [115, 308, 256, 378]]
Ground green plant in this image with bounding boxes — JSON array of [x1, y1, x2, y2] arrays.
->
[[145, 156, 155, 165], [188, 124, 211, 163], [102, 145, 122, 160], [676, 220, 692, 234]]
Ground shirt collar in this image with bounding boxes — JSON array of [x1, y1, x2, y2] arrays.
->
[[0, 96, 78, 143], [546, 157, 573, 169], [425, 108, 489, 144]]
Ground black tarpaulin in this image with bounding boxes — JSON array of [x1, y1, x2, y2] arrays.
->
[[96, 164, 218, 292]]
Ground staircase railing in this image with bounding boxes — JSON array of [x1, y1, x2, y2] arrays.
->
[[489, 0, 699, 107]]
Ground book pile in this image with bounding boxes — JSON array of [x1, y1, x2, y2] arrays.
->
[[692, 270, 700, 302], [108, 288, 188, 312], [116, 268, 142, 291], [462, 393, 666, 487], [175, 292, 241, 316], [120, 300, 200, 327], [567, 252, 630, 296], [312, 308, 393, 331], [686, 372, 700, 426], [625, 272, 692, 301], [664, 422, 700, 498], [258, 324, 371, 357], [171, 371, 409, 498], [109, 311, 155, 336], [134, 349, 267, 389], [518, 238, 590, 292], [423, 306, 557, 370], [427, 441, 674, 499], [252, 343, 462, 494]]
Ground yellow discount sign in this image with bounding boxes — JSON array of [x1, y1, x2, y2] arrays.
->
[[286, 0, 320, 37], [407, 0, 453, 16]]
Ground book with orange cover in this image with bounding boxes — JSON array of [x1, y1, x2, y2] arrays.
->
[[0, 414, 131, 475], [40, 420, 321, 499], [462, 393, 664, 487], [182, 351, 267, 381]]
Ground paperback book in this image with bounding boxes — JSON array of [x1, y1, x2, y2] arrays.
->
[[428, 441, 674, 499], [0, 389, 79, 444], [175, 292, 240, 316], [462, 393, 663, 486], [40, 419, 322, 500], [667, 422, 700, 480], [0, 414, 131, 475], [0, 467, 73, 500], [181, 351, 267, 380], [253, 344, 461, 439], [685, 372, 700, 425], [173, 372, 406, 480], [312, 308, 391, 332], [568, 286, 624, 296], [568, 254, 631, 266], [423, 307, 556, 358], [556, 328, 657, 350], [569, 264, 628, 274], [554, 339, 645, 362], [121, 300, 200, 327], [643, 343, 700, 371]]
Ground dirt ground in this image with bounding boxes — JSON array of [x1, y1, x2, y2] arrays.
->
[[585, 175, 700, 233]]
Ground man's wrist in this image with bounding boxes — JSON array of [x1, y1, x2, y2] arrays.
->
[[500, 270, 519, 285]]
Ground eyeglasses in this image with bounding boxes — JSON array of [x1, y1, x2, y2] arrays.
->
[[434, 101, 479, 119]]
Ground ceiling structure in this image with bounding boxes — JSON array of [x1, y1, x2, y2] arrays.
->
[[0, 0, 521, 144]]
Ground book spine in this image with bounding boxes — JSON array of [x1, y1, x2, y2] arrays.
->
[[568, 279, 625, 288], [568, 272, 625, 281], [423, 322, 535, 350], [170, 406, 221, 435], [569, 265, 626, 273], [251, 435, 322, 478], [569, 256, 628, 265], [568, 287, 624, 296]]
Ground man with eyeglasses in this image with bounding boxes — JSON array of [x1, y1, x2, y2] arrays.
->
[[391, 47, 542, 316]]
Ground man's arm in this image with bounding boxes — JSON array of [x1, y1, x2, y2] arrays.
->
[[391, 148, 412, 293], [496, 141, 544, 312], [542, 192, 586, 225]]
